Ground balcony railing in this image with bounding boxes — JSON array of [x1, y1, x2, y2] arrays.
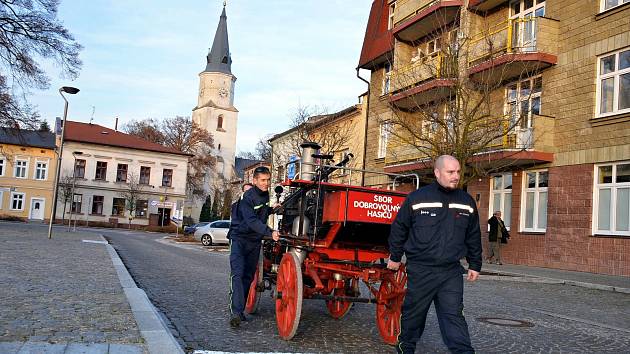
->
[[467, 16, 559, 67], [486, 114, 554, 151], [391, 52, 456, 92]]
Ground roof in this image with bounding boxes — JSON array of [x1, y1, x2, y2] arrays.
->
[[0, 128, 55, 149], [269, 104, 361, 143], [234, 157, 262, 179], [64, 121, 191, 157], [204, 6, 232, 75], [358, 0, 394, 70]]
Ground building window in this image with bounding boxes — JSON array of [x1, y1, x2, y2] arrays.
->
[[71, 194, 82, 213], [140, 166, 151, 185], [337, 149, 350, 175], [597, 47, 630, 117], [11, 192, 25, 210], [116, 164, 128, 182], [521, 170, 548, 232], [0, 157, 5, 176], [112, 198, 126, 216], [388, 3, 395, 29], [594, 161, 630, 236], [601, 0, 629, 12], [217, 115, 224, 130], [0, 190, 3, 209], [14, 159, 28, 178], [490, 174, 513, 229], [382, 62, 391, 95], [91, 195, 104, 215], [506, 75, 542, 129], [377, 121, 391, 159], [74, 159, 86, 178], [34, 161, 48, 180], [162, 169, 173, 187], [95, 161, 107, 181], [135, 199, 148, 218]]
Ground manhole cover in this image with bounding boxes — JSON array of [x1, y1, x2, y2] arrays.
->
[[476, 317, 534, 327]]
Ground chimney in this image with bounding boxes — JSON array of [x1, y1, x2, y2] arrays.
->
[[114, 116, 118, 131]]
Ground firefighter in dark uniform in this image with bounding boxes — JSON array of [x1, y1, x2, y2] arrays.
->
[[388, 155, 482, 354], [229, 167, 279, 327]]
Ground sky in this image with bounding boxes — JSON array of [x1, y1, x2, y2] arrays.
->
[[29, 0, 373, 154]]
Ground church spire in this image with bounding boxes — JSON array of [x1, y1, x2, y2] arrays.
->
[[205, 3, 232, 75]]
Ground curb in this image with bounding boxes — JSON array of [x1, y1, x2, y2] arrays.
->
[[484, 268, 630, 294], [99, 235, 184, 354]]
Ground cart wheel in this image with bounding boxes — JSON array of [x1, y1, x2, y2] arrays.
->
[[245, 247, 264, 314], [275, 252, 303, 340], [376, 266, 407, 345], [326, 282, 354, 319]]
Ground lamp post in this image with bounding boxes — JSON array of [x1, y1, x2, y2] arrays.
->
[[69, 151, 83, 232], [48, 86, 80, 239]]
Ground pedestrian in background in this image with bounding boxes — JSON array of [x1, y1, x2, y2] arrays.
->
[[487, 211, 508, 265], [388, 155, 481, 354], [228, 167, 279, 328]]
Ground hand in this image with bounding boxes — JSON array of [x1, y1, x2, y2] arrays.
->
[[387, 259, 401, 271], [271, 203, 280, 209], [271, 230, 280, 241], [466, 269, 479, 282]]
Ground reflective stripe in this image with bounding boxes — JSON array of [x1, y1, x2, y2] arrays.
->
[[411, 202, 443, 210], [253, 202, 269, 210], [449, 203, 473, 213]]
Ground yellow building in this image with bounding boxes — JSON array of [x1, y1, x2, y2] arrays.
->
[[0, 128, 56, 221], [358, 0, 630, 275]]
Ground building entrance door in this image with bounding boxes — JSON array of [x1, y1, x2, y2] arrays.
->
[[29, 198, 45, 220], [158, 208, 171, 227]]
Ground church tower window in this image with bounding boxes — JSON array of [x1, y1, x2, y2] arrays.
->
[[217, 115, 224, 130]]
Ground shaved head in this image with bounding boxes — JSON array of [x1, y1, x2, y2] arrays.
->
[[434, 155, 461, 189]]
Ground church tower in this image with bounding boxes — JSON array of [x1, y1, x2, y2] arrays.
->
[[192, 4, 238, 198]]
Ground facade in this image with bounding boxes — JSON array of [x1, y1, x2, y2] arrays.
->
[[57, 121, 190, 227], [190, 5, 239, 221], [359, 0, 630, 275], [0, 129, 56, 221], [269, 98, 367, 186], [242, 161, 271, 185]]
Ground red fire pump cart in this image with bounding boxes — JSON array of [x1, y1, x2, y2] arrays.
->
[[244, 142, 418, 345]]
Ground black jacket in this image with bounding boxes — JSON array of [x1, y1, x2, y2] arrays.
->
[[231, 186, 274, 242], [488, 216, 506, 242], [388, 182, 482, 272]]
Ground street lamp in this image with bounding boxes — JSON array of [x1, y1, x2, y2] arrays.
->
[[69, 151, 83, 232], [48, 86, 80, 239]]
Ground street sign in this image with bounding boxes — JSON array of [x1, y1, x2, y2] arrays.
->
[[150, 200, 158, 207]]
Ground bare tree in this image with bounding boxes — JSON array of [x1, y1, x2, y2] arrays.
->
[[0, 0, 82, 128], [237, 134, 273, 162], [379, 13, 546, 186], [124, 116, 215, 199], [58, 173, 74, 225], [118, 173, 145, 229]]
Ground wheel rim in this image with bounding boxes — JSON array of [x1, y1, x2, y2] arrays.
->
[[275, 253, 302, 340], [376, 267, 407, 345], [245, 268, 260, 314], [201, 235, 211, 246], [326, 282, 353, 319]]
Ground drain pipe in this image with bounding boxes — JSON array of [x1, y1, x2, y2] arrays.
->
[[356, 67, 370, 187]]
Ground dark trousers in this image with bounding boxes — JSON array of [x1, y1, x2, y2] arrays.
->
[[397, 265, 474, 354], [229, 237, 261, 316]]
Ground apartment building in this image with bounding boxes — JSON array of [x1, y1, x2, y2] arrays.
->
[[0, 129, 56, 221], [57, 121, 191, 227], [359, 0, 630, 275]]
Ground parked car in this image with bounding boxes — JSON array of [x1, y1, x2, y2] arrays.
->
[[194, 220, 231, 246], [184, 222, 210, 235]]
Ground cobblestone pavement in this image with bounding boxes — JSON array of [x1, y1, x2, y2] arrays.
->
[[102, 229, 630, 354], [0, 222, 145, 349]]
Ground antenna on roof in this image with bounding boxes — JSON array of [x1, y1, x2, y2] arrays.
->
[[90, 106, 95, 125]]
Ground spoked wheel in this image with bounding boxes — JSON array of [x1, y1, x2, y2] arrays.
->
[[245, 247, 264, 314], [201, 234, 212, 246], [325, 279, 354, 319], [275, 252, 303, 340], [376, 266, 407, 345]]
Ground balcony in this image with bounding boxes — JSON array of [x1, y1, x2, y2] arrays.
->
[[467, 17, 559, 85], [389, 52, 457, 109], [393, 0, 463, 43], [468, 0, 509, 13]]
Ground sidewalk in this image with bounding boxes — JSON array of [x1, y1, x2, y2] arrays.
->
[[0, 222, 179, 354], [482, 262, 630, 293]]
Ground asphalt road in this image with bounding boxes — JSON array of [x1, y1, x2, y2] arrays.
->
[[101, 228, 630, 354]]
